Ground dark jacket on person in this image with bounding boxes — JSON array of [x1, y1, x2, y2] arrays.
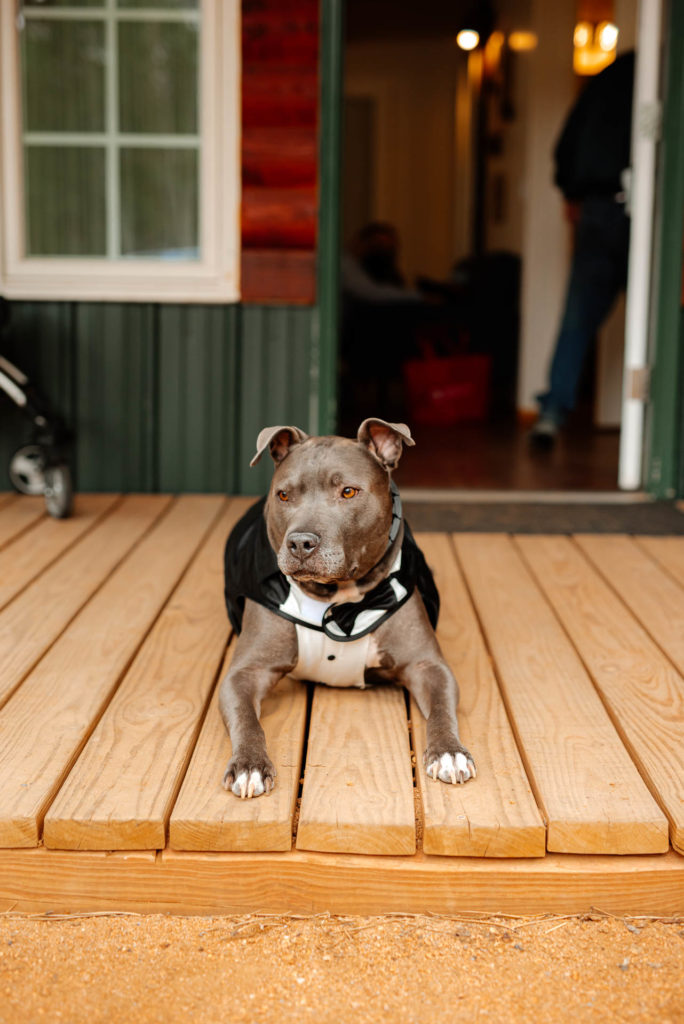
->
[[554, 51, 635, 201]]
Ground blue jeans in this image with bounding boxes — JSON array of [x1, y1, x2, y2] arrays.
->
[[538, 197, 630, 422]]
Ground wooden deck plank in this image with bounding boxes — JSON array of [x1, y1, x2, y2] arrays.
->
[[516, 535, 684, 856], [635, 536, 684, 588], [412, 534, 545, 858], [0, 495, 222, 848], [0, 496, 46, 550], [0, 846, 682, 917], [0, 494, 167, 711], [0, 494, 119, 612], [169, 650, 308, 852], [295, 685, 416, 855], [43, 500, 250, 852], [453, 535, 668, 855], [576, 534, 684, 677]]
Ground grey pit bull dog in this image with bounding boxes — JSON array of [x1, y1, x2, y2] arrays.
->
[[220, 418, 476, 799]]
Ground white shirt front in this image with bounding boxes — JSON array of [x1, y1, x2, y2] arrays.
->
[[281, 580, 379, 687]]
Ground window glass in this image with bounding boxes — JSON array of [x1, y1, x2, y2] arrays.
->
[[26, 147, 106, 256], [117, 1, 197, 8], [19, 3, 201, 261], [23, 21, 105, 132], [24, 1, 104, 7], [120, 148, 198, 257], [118, 21, 198, 135]]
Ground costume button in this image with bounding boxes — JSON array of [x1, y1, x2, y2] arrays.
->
[[327, 654, 336, 661]]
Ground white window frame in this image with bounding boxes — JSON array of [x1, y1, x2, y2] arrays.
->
[[0, 0, 241, 303]]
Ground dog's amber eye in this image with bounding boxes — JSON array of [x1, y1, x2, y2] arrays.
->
[[277, 490, 289, 502], [341, 486, 359, 499]]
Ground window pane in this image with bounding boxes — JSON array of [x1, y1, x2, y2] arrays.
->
[[117, 1, 198, 9], [25, 147, 106, 256], [118, 22, 199, 134], [25, 2, 103, 7], [22, 21, 105, 132], [120, 148, 198, 258]]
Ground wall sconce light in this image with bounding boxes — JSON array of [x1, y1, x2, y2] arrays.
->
[[508, 31, 538, 52], [456, 29, 480, 51], [573, 20, 619, 75], [597, 21, 619, 52]]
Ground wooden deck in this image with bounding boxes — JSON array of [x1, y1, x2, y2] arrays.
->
[[0, 492, 683, 916]]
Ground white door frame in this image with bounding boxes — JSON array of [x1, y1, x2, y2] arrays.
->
[[618, 0, 664, 489]]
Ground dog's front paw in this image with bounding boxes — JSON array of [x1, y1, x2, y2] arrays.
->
[[222, 755, 276, 799], [425, 748, 476, 785]]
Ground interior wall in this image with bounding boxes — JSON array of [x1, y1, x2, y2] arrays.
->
[[483, 0, 535, 256], [594, 0, 637, 426], [344, 37, 462, 283], [483, 54, 529, 256], [516, 0, 637, 419], [516, 0, 577, 414]]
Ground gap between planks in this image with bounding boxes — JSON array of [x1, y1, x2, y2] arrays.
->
[[295, 683, 416, 855], [575, 534, 684, 678], [0, 496, 224, 848], [170, 645, 308, 853], [43, 499, 254, 851], [0, 494, 170, 712], [453, 534, 668, 855], [412, 533, 545, 858], [0, 496, 46, 551], [634, 535, 684, 590], [515, 534, 684, 856], [0, 494, 120, 612], [3, 503, 680, 864]]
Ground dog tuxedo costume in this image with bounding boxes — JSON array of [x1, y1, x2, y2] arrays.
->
[[224, 486, 439, 688]]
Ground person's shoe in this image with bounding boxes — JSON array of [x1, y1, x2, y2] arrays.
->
[[528, 413, 559, 450]]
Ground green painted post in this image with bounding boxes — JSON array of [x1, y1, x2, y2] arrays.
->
[[646, 1, 684, 498], [315, 0, 344, 435]]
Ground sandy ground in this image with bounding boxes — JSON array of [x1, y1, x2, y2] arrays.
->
[[0, 912, 683, 1023]]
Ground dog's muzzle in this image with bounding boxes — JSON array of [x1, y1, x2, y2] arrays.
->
[[286, 531, 321, 562]]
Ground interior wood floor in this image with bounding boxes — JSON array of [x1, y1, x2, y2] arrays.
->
[[393, 420, 621, 492], [0, 491, 682, 916]]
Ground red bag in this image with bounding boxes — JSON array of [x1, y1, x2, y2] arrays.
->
[[403, 352, 491, 425]]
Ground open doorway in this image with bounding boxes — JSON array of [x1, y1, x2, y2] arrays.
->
[[338, 0, 637, 492]]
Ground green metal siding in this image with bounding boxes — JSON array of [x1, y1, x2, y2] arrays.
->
[[646, 0, 684, 498], [0, 301, 317, 495], [74, 304, 156, 491], [157, 304, 240, 494], [237, 306, 319, 494]]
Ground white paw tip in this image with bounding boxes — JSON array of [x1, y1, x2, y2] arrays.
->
[[231, 769, 265, 799], [427, 752, 474, 785], [231, 771, 248, 798], [248, 769, 265, 798]]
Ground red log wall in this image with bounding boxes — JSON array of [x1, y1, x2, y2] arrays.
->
[[241, 0, 319, 304]]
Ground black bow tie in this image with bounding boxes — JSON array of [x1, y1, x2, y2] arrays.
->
[[322, 576, 400, 638]]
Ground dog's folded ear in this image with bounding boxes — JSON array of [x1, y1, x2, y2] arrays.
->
[[250, 425, 309, 467], [357, 418, 415, 471]]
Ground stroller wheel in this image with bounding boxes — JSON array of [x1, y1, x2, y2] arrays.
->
[[44, 463, 73, 519], [9, 444, 47, 495]]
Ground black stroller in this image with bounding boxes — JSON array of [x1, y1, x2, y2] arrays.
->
[[0, 301, 73, 519]]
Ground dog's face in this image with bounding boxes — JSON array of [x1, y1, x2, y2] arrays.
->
[[251, 419, 414, 585]]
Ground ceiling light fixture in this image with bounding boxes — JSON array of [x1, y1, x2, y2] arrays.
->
[[456, 29, 480, 51]]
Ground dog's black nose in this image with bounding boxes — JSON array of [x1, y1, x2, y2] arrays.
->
[[287, 531, 320, 560]]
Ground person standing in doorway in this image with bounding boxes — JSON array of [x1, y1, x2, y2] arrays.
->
[[530, 50, 635, 447]]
